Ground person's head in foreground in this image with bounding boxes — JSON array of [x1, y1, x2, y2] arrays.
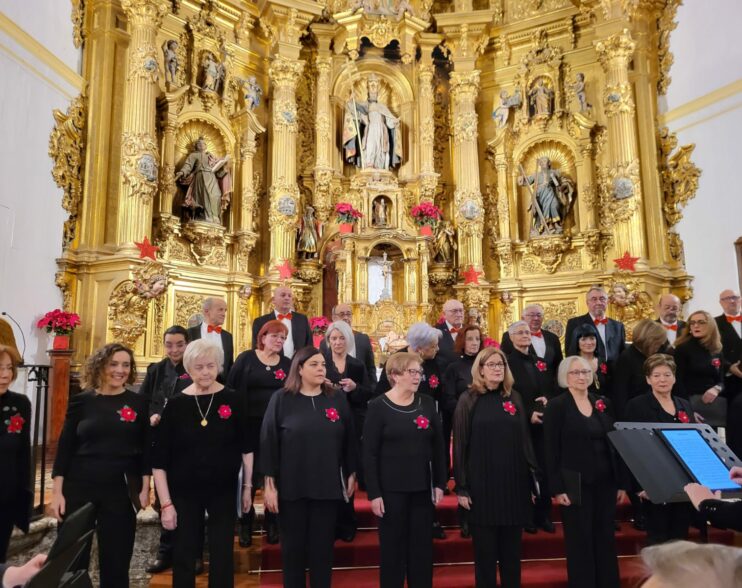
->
[[640, 541, 742, 588]]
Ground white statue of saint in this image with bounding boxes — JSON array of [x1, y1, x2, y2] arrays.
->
[[379, 251, 393, 300]]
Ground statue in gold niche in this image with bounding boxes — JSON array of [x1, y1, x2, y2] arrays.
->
[[297, 205, 320, 259], [529, 78, 553, 117], [175, 137, 233, 224], [433, 220, 457, 263], [518, 157, 575, 235]]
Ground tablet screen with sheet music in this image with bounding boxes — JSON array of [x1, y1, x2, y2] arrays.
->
[[659, 429, 740, 492]]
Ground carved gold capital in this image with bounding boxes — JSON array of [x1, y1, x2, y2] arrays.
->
[[269, 56, 305, 89], [595, 29, 636, 72], [450, 70, 480, 103], [121, 0, 171, 28]]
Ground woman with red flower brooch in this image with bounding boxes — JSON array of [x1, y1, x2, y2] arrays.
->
[[228, 320, 291, 547], [544, 356, 628, 588], [674, 310, 726, 427], [566, 323, 612, 398], [260, 347, 357, 588], [453, 346, 538, 587], [625, 354, 696, 545], [363, 352, 446, 588], [152, 339, 253, 588], [0, 345, 31, 563], [51, 343, 150, 588]]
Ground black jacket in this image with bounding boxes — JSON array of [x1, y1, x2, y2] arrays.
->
[[320, 330, 377, 385], [674, 336, 724, 398], [612, 343, 676, 419], [501, 329, 564, 368], [624, 392, 694, 424], [323, 352, 373, 422], [138, 358, 190, 417], [506, 348, 557, 419], [434, 323, 460, 364], [700, 499, 742, 532], [187, 324, 234, 380], [715, 314, 742, 365], [252, 311, 312, 356], [655, 318, 687, 341], [375, 347, 447, 407], [565, 313, 626, 364]]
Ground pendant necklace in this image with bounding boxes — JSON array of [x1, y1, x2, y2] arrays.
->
[[195, 393, 215, 427]]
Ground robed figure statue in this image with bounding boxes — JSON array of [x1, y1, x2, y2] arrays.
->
[[343, 74, 402, 170], [175, 137, 233, 224], [518, 157, 575, 235]]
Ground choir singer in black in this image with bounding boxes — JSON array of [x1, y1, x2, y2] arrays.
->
[[454, 346, 537, 587], [261, 347, 358, 588], [363, 352, 447, 588]]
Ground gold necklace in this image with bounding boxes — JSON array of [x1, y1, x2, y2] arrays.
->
[[194, 393, 215, 427]]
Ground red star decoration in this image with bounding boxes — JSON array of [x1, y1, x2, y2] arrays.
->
[[462, 265, 482, 285], [275, 260, 296, 280], [135, 236, 159, 260], [613, 251, 640, 272]]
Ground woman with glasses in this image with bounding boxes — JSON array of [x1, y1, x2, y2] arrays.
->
[[453, 347, 537, 587], [227, 319, 291, 546], [363, 352, 447, 588], [674, 310, 725, 426], [544, 356, 627, 588], [566, 323, 610, 397]]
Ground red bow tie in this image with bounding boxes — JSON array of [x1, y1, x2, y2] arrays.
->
[[727, 315, 742, 323], [663, 324, 678, 331], [277, 313, 293, 321], [450, 327, 460, 334], [531, 331, 543, 338], [207, 325, 222, 334], [593, 318, 608, 326]]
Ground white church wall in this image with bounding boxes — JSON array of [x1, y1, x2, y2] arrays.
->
[[0, 8, 81, 363], [662, 0, 742, 314]]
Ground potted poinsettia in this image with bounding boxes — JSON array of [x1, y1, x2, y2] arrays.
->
[[335, 202, 363, 234], [410, 202, 443, 236], [36, 309, 81, 350], [309, 316, 330, 348]]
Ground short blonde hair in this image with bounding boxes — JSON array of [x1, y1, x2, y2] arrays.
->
[[385, 352, 422, 385], [183, 339, 224, 374], [557, 355, 593, 388], [632, 319, 669, 357], [470, 347, 513, 397], [640, 541, 742, 587]]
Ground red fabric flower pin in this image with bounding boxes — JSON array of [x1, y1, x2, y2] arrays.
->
[[325, 408, 340, 422], [117, 405, 137, 423], [595, 399, 607, 413], [600, 363, 608, 375], [178, 373, 191, 380], [711, 358, 721, 368], [536, 360, 547, 372], [415, 415, 430, 429], [503, 401, 517, 415], [677, 410, 690, 423], [274, 369, 286, 381], [7, 414, 25, 434], [218, 405, 232, 420], [428, 375, 439, 389]]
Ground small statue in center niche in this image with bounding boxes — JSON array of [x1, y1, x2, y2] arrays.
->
[[175, 137, 232, 224], [518, 157, 575, 235], [433, 220, 457, 263], [373, 197, 388, 227], [529, 78, 554, 117], [201, 51, 224, 93], [162, 40, 179, 86], [343, 74, 402, 171], [297, 205, 320, 259]]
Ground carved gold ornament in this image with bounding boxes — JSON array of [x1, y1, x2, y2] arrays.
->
[[121, 132, 159, 202]]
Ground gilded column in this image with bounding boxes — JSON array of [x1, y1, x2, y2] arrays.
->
[[118, 0, 170, 247], [311, 23, 336, 222], [417, 56, 439, 199], [595, 29, 646, 259], [267, 55, 305, 269]]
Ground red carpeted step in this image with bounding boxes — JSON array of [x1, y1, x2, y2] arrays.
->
[[258, 555, 648, 587]]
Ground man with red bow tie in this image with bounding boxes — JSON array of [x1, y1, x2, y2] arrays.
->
[[187, 297, 234, 381], [565, 286, 626, 365], [251, 286, 311, 358], [501, 304, 563, 368], [655, 293, 687, 346], [435, 299, 465, 363], [716, 289, 742, 456]]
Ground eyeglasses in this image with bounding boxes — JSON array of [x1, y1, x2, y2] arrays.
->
[[404, 369, 424, 377], [568, 370, 592, 377], [688, 320, 708, 326], [721, 295, 741, 302], [483, 362, 505, 369]]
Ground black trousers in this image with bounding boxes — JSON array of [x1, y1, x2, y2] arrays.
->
[[154, 495, 205, 561], [378, 491, 433, 588], [560, 479, 620, 588], [531, 429, 551, 525], [279, 498, 339, 588], [172, 489, 236, 588], [241, 485, 278, 536], [62, 477, 136, 588], [0, 502, 14, 563], [336, 493, 357, 538], [470, 523, 522, 588], [442, 411, 453, 476], [644, 500, 692, 545]]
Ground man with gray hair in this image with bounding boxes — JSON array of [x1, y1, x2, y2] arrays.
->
[[501, 303, 563, 368], [565, 286, 625, 365], [251, 286, 311, 358], [435, 299, 465, 362], [187, 297, 234, 380], [655, 293, 686, 346]]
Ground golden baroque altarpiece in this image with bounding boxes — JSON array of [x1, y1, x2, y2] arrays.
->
[[51, 0, 701, 364]]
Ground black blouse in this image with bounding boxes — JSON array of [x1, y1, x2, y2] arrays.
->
[[53, 389, 150, 483], [375, 348, 447, 407], [442, 354, 476, 414], [363, 393, 447, 501], [507, 349, 557, 418], [260, 389, 358, 501], [139, 358, 190, 417], [151, 387, 252, 498], [624, 392, 695, 425], [227, 350, 292, 420], [0, 390, 31, 504], [324, 352, 373, 420], [674, 337, 724, 398]]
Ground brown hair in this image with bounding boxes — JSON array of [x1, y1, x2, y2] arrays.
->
[[453, 325, 484, 356], [632, 319, 669, 357], [283, 347, 335, 396], [676, 310, 723, 354], [385, 351, 423, 386], [470, 347, 513, 397], [81, 343, 137, 391], [644, 353, 677, 377], [256, 319, 289, 351], [0, 344, 21, 382]]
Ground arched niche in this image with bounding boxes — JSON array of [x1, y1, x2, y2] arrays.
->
[[367, 242, 404, 304]]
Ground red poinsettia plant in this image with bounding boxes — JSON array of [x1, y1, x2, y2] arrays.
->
[[310, 316, 331, 336], [335, 202, 363, 224], [483, 337, 500, 349], [410, 202, 443, 227], [36, 309, 81, 336]]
